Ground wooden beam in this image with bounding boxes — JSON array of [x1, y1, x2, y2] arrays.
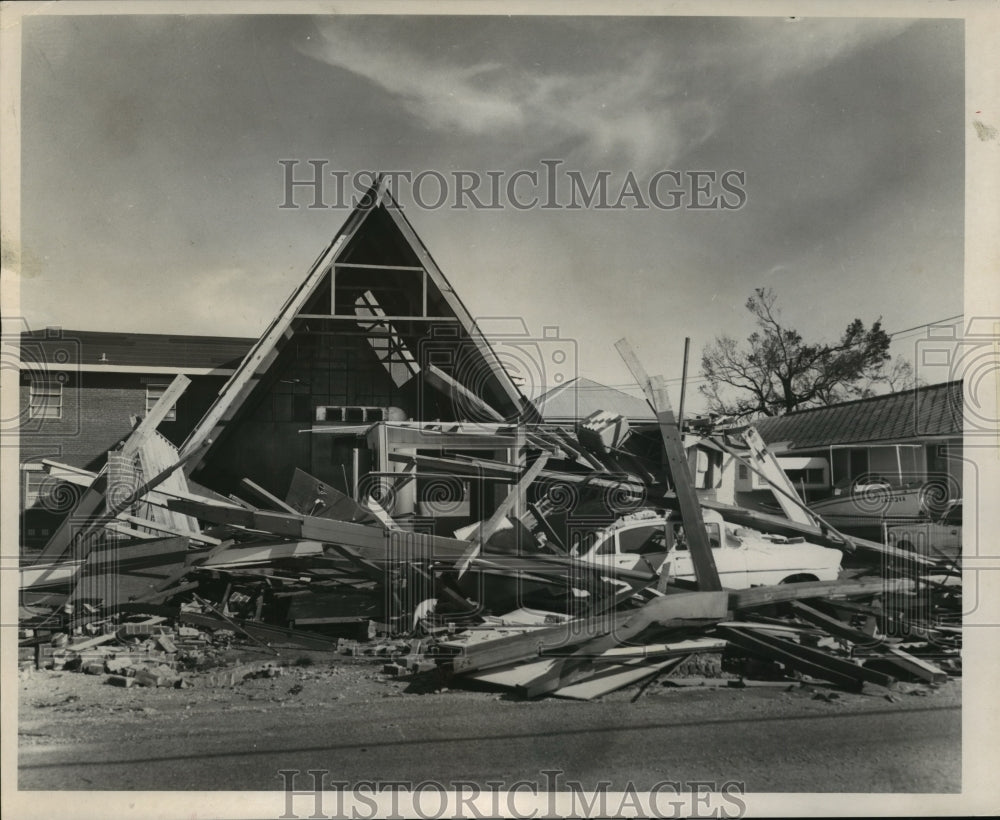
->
[[122, 375, 191, 457], [105, 523, 161, 541], [333, 262, 426, 271], [647, 375, 722, 591], [881, 646, 948, 684], [425, 364, 506, 422], [455, 454, 549, 577], [117, 514, 222, 545], [615, 339, 721, 592], [740, 427, 816, 527], [704, 432, 852, 547], [298, 314, 459, 323], [32, 376, 193, 565], [166, 497, 474, 563], [789, 601, 883, 647], [729, 576, 913, 610], [239, 478, 299, 514], [717, 625, 894, 690], [515, 591, 730, 697]]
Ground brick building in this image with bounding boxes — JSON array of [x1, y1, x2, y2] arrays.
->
[[17, 328, 252, 548]]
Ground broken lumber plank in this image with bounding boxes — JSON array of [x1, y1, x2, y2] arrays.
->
[[165, 498, 472, 562], [146, 538, 238, 594], [615, 339, 721, 592], [515, 591, 730, 697], [425, 363, 506, 422], [729, 577, 913, 610], [33, 375, 192, 564], [789, 601, 883, 647], [446, 619, 592, 674], [285, 467, 382, 525], [68, 537, 194, 607], [364, 496, 400, 530], [19, 560, 85, 591], [105, 523, 162, 541], [716, 626, 893, 691], [130, 580, 201, 606], [455, 454, 549, 577], [646, 375, 722, 591], [201, 540, 323, 567], [66, 632, 119, 652], [878, 646, 949, 684], [551, 658, 683, 701], [739, 428, 819, 528], [704, 431, 853, 548], [520, 642, 722, 699], [239, 478, 299, 514], [117, 514, 222, 545], [598, 637, 729, 660]]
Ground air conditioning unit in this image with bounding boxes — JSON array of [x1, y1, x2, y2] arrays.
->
[[315, 406, 407, 423]]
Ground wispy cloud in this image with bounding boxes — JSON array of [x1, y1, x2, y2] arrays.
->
[[299, 17, 910, 169]]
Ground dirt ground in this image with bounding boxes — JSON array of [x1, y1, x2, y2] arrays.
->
[[18, 644, 961, 752]]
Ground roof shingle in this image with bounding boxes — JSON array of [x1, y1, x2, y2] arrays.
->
[[752, 381, 963, 449]]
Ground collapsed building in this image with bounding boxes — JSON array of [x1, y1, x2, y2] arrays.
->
[[17, 179, 962, 700]]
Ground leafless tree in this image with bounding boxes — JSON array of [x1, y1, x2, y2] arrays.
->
[[700, 287, 894, 419]]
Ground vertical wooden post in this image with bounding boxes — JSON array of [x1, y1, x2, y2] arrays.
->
[[615, 340, 722, 591], [678, 336, 691, 433]]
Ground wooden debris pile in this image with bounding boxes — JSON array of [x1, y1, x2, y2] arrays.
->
[[20, 346, 962, 701]]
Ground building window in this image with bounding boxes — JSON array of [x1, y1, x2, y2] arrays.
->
[[29, 378, 62, 419], [785, 468, 826, 486], [23, 467, 48, 508], [738, 464, 749, 481], [145, 383, 177, 421]]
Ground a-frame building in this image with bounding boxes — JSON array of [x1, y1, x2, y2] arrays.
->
[[181, 178, 537, 499]]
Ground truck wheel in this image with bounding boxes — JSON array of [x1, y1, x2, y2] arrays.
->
[[779, 574, 819, 584]]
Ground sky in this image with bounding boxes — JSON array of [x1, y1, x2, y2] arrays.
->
[[17, 13, 965, 409]]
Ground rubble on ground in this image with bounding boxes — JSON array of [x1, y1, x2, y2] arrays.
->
[[19, 342, 962, 702]]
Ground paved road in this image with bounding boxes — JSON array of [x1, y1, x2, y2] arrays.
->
[[19, 692, 960, 794]]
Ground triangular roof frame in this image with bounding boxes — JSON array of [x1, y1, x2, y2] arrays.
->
[[179, 176, 535, 475]]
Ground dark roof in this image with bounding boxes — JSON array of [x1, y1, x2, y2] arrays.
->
[[20, 328, 254, 371], [534, 377, 656, 422], [752, 380, 963, 450]]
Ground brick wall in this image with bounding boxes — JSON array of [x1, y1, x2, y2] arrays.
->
[[18, 371, 226, 470]]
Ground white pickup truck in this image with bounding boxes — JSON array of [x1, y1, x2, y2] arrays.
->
[[571, 508, 842, 589]]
